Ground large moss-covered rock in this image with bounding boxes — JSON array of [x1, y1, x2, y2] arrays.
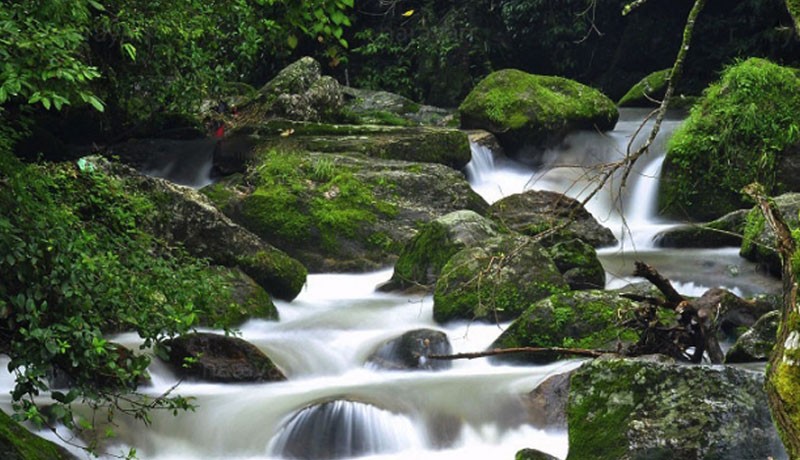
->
[[459, 69, 618, 158], [0, 410, 76, 460], [385, 210, 500, 291], [211, 267, 279, 325], [206, 149, 487, 272], [488, 190, 617, 248], [655, 209, 747, 249], [432, 235, 568, 324], [740, 193, 800, 276], [216, 120, 472, 174], [725, 310, 779, 363], [659, 58, 800, 221], [162, 332, 286, 383], [85, 156, 307, 301], [567, 358, 786, 460], [546, 239, 606, 290], [490, 291, 637, 364]]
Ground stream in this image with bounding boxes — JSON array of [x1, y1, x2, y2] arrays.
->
[[3, 109, 781, 459]]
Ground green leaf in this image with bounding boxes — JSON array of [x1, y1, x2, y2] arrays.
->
[[287, 34, 298, 49], [121, 43, 137, 61]]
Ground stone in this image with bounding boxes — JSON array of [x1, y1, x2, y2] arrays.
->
[[0, 409, 77, 460], [84, 156, 307, 301], [740, 192, 800, 276], [546, 238, 606, 290], [433, 234, 568, 324], [459, 69, 618, 159], [383, 210, 500, 291], [162, 332, 285, 383], [489, 290, 638, 364], [725, 310, 780, 363], [366, 329, 452, 371], [524, 370, 573, 430], [566, 357, 786, 460], [342, 86, 453, 126], [654, 209, 747, 249], [488, 190, 617, 248], [515, 448, 560, 460]]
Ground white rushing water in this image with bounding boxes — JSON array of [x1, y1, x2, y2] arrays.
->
[[1, 109, 781, 459]]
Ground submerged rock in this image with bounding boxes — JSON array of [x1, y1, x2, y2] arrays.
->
[[433, 234, 568, 324], [725, 310, 779, 363], [459, 69, 618, 159], [566, 358, 786, 460], [488, 190, 617, 248], [490, 290, 638, 364], [205, 149, 487, 272], [654, 209, 747, 249], [366, 329, 452, 371], [384, 210, 500, 291], [162, 332, 285, 383], [524, 370, 573, 430]]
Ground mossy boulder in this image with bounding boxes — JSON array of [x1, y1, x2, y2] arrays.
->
[[488, 190, 617, 248], [725, 310, 779, 363], [342, 86, 452, 126], [385, 210, 501, 291], [208, 267, 279, 326], [432, 235, 568, 324], [217, 120, 472, 173], [0, 409, 76, 460], [654, 209, 747, 249], [659, 58, 800, 221], [242, 56, 344, 123], [566, 358, 786, 460], [489, 290, 637, 364], [546, 239, 606, 290], [740, 193, 800, 276], [205, 149, 487, 272], [459, 69, 618, 158], [162, 332, 286, 383], [365, 329, 452, 371], [86, 156, 307, 301]]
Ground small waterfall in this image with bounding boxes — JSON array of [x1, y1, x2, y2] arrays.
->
[[140, 138, 217, 188], [268, 400, 421, 459], [465, 142, 495, 183]]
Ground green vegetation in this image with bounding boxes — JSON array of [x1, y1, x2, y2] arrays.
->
[[0, 409, 72, 460], [659, 58, 800, 220], [618, 69, 671, 107], [0, 151, 247, 448]]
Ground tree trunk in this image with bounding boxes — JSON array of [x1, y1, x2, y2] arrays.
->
[[745, 183, 800, 457]]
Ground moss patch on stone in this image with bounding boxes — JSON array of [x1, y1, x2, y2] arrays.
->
[[0, 410, 74, 460], [618, 69, 671, 107], [658, 58, 800, 221]]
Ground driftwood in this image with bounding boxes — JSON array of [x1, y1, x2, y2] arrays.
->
[[428, 347, 608, 361]]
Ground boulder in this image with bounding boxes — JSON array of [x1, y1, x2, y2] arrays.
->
[[162, 332, 285, 383], [342, 86, 453, 126], [366, 329, 452, 371], [459, 69, 618, 159], [567, 357, 786, 460], [515, 448, 559, 460], [546, 239, 606, 290], [83, 156, 307, 301], [432, 234, 568, 324], [488, 190, 617, 248], [0, 409, 77, 460], [489, 290, 638, 364], [524, 371, 572, 430], [740, 193, 800, 276], [383, 210, 500, 291], [209, 267, 279, 325], [204, 149, 487, 272], [219, 120, 472, 172], [654, 209, 747, 249], [659, 58, 800, 221], [243, 57, 344, 122], [725, 310, 779, 363]]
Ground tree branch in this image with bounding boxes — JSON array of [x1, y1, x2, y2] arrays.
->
[[428, 347, 608, 361]]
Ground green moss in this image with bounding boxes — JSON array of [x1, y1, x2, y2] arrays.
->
[[233, 249, 307, 300], [0, 410, 72, 460], [659, 58, 800, 220], [459, 69, 618, 149], [618, 69, 671, 107], [393, 222, 452, 287]]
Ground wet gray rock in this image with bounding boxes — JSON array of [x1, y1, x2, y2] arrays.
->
[[655, 209, 747, 248], [342, 86, 452, 126], [383, 210, 500, 292], [162, 332, 285, 383], [366, 329, 452, 371], [725, 310, 779, 363], [515, 448, 560, 460], [488, 190, 617, 248], [524, 371, 573, 430], [566, 357, 786, 460], [433, 234, 568, 324]]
